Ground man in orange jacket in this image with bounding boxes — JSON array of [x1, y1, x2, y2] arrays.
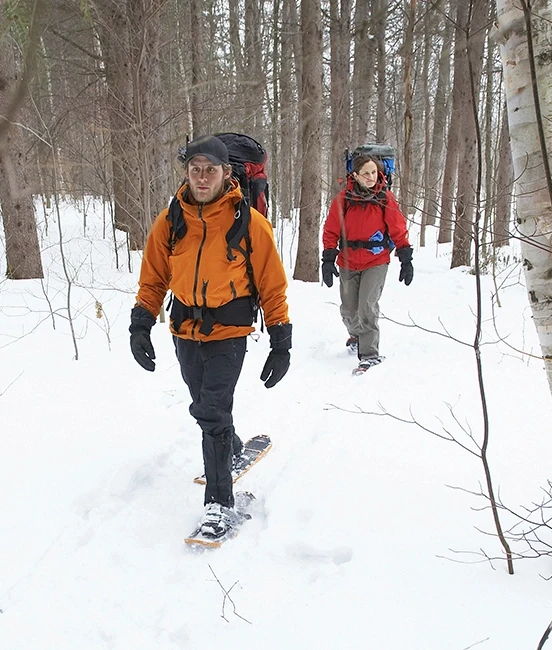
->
[[129, 135, 292, 538]]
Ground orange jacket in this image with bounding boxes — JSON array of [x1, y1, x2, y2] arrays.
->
[[136, 180, 290, 341]]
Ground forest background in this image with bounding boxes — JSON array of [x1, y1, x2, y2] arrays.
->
[[0, 0, 551, 390], [2, 1, 552, 645]]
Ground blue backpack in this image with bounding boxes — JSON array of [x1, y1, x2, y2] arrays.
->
[[342, 143, 396, 254]]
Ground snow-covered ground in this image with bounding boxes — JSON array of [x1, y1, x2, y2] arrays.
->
[[1, 200, 551, 649]]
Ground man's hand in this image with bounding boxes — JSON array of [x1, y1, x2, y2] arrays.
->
[[261, 322, 292, 388], [129, 306, 156, 371]]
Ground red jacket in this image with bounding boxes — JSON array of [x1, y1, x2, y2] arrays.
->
[[322, 173, 410, 271]]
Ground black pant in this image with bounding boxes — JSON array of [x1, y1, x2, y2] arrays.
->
[[174, 336, 247, 507]]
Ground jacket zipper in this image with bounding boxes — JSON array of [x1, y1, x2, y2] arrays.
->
[[191, 205, 207, 339]]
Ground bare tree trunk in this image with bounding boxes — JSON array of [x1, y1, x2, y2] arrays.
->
[[438, 2, 463, 245], [293, 0, 322, 282], [0, 8, 44, 279], [285, 0, 303, 214], [423, 12, 452, 228], [244, 0, 264, 136], [280, 0, 296, 222], [400, 0, 416, 216], [496, 0, 552, 392], [352, 0, 373, 144], [189, 0, 206, 135], [94, 1, 144, 250], [329, 0, 352, 197], [374, 0, 388, 142], [420, 7, 431, 247], [481, 30, 494, 258], [269, 0, 281, 227], [228, 0, 244, 86], [493, 103, 513, 249], [451, 0, 487, 269], [129, 0, 167, 229]]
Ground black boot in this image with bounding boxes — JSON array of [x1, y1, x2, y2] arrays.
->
[[202, 429, 234, 508]]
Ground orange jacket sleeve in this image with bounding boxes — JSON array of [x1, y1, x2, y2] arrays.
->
[[248, 210, 290, 327], [135, 208, 172, 317]]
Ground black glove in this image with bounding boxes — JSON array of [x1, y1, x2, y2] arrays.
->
[[129, 305, 156, 371], [260, 322, 292, 388], [397, 247, 414, 286], [321, 248, 339, 287]]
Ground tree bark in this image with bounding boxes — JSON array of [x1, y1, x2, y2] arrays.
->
[[189, 0, 206, 135], [279, 0, 298, 222], [94, 1, 143, 249], [0, 7, 44, 279], [293, 0, 323, 282], [451, 0, 487, 270], [374, 0, 388, 142], [329, 0, 352, 198], [352, 0, 373, 144], [244, 0, 264, 136], [493, 103, 513, 249], [423, 13, 452, 228], [438, 3, 463, 245], [496, 0, 552, 392], [400, 0, 416, 217]]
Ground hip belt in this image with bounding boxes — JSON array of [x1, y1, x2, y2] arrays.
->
[[170, 295, 256, 336]]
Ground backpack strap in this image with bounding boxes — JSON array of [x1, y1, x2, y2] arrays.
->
[[340, 188, 390, 252], [226, 198, 257, 300], [167, 183, 187, 250], [166, 194, 261, 332]]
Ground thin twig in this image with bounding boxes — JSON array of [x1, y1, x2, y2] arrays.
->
[[208, 564, 251, 625], [537, 620, 552, 650]]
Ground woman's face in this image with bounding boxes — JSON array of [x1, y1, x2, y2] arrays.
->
[[354, 161, 379, 190]]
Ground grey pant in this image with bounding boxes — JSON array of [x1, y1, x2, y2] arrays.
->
[[339, 264, 388, 358]]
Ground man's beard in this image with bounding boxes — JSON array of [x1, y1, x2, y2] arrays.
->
[[190, 178, 229, 204]]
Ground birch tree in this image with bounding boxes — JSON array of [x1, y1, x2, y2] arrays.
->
[[496, 0, 552, 392]]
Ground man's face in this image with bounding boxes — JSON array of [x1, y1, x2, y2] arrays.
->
[[187, 155, 231, 204]]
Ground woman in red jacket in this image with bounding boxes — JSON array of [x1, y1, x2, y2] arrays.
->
[[321, 154, 413, 372]]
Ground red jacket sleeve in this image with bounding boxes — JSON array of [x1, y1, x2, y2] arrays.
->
[[383, 191, 410, 250], [322, 191, 346, 251]]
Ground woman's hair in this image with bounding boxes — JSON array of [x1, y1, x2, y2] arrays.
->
[[352, 154, 383, 175]]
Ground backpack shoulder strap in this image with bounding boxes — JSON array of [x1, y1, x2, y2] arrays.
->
[[376, 188, 387, 211], [166, 184, 187, 249], [226, 198, 257, 299], [226, 198, 251, 259], [166, 193, 257, 299]]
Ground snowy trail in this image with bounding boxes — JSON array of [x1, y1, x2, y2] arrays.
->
[[2, 208, 552, 648]]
